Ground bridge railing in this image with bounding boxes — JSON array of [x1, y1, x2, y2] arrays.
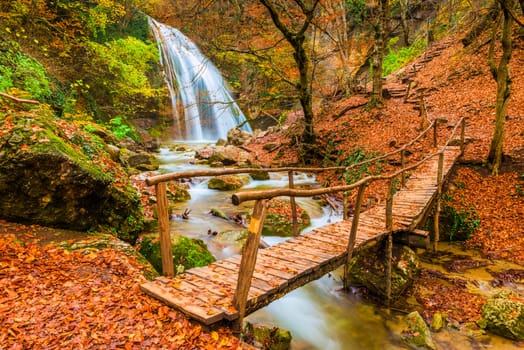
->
[[144, 116, 465, 327], [230, 117, 465, 325], [144, 117, 442, 275]]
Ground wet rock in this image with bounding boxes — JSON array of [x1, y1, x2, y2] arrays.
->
[[431, 312, 447, 332], [120, 149, 159, 171], [210, 208, 229, 220], [138, 234, 215, 275], [195, 145, 251, 165], [401, 311, 436, 350], [243, 322, 292, 350], [262, 199, 310, 237], [166, 182, 190, 202], [347, 240, 421, 298], [480, 292, 524, 340], [208, 175, 250, 191], [227, 127, 252, 146]]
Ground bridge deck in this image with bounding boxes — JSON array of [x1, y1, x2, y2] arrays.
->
[[141, 147, 461, 325]]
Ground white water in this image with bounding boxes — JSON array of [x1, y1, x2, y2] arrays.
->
[[149, 18, 252, 142]]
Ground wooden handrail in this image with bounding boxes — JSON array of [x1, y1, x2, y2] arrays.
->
[[145, 119, 438, 187]]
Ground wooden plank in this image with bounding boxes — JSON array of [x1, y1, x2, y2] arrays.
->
[[283, 236, 343, 257], [140, 281, 225, 325], [214, 259, 289, 287], [205, 264, 277, 293], [267, 244, 331, 264], [258, 249, 317, 272]]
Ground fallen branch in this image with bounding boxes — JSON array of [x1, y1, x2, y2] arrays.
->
[[332, 102, 367, 120], [0, 92, 40, 105]]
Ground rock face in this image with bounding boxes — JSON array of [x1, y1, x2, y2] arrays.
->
[[481, 293, 524, 340], [0, 115, 144, 242], [347, 239, 421, 298]]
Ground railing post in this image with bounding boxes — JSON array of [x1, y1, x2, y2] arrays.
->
[[385, 178, 395, 304], [433, 152, 444, 252], [343, 191, 349, 220], [400, 149, 406, 188], [233, 199, 267, 333], [155, 182, 174, 276], [288, 171, 298, 236], [433, 120, 438, 147], [343, 183, 366, 290], [460, 117, 466, 156]]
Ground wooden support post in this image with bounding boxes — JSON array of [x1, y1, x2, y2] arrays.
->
[[385, 178, 395, 304], [343, 191, 349, 220], [155, 182, 174, 276], [433, 152, 444, 252], [400, 149, 406, 188], [433, 120, 438, 147], [233, 199, 267, 333], [460, 118, 466, 156], [288, 171, 298, 236], [385, 178, 395, 231], [343, 183, 366, 290]]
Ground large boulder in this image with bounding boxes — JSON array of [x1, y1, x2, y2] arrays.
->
[[208, 175, 250, 191], [347, 239, 421, 298], [195, 145, 251, 166], [480, 293, 524, 340], [227, 127, 252, 146], [0, 114, 144, 242]]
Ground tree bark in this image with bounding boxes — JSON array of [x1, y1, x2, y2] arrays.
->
[[399, 0, 410, 45], [371, 0, 388, 106], [487, 0, 514, 175], [258, 0, 320, 162]]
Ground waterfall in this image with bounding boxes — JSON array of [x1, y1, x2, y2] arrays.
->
[[148, 18, 252, 142]]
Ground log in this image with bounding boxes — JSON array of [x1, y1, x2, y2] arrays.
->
[[0, 92, 40, 105]]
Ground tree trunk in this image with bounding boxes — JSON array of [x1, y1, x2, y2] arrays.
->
[[487, 0, 514, 175], [399, 0, 410, 45], [371, 0, 388, 106], [258, 0, 320, 163]]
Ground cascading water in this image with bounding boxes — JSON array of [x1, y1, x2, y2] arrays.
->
[[149, 18, 252, 142]]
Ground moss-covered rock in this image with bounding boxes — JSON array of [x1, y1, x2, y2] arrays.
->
[[166, 182, 190, 202], [0, 113, 144, 243], [480, 293, 524, 340], [261, 199, 310, 237], [347, 239, 420, 298], [138, 234, 215, 275], [243, 322, 292, 350], [208, 175, 250, 191], [401, 311, 436, 350]]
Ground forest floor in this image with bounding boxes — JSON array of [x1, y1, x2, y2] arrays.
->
[[1, 32, 524, 349]]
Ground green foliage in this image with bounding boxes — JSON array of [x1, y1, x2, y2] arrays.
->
[[0, 41, 52, 100], [383, 37, 426, 77], [429, 195, 480, 241], [345, 0, 367, 27], [108, 116, 138, 140], [342, 149, 384, 184]]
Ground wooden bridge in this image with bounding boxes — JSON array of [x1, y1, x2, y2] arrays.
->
[[141, 118, 465, 329]]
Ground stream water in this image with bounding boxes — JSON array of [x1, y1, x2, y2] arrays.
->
[[155, 144, 523, 350]]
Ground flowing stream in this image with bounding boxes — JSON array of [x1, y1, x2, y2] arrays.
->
[[156, 145, 522, 350]]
